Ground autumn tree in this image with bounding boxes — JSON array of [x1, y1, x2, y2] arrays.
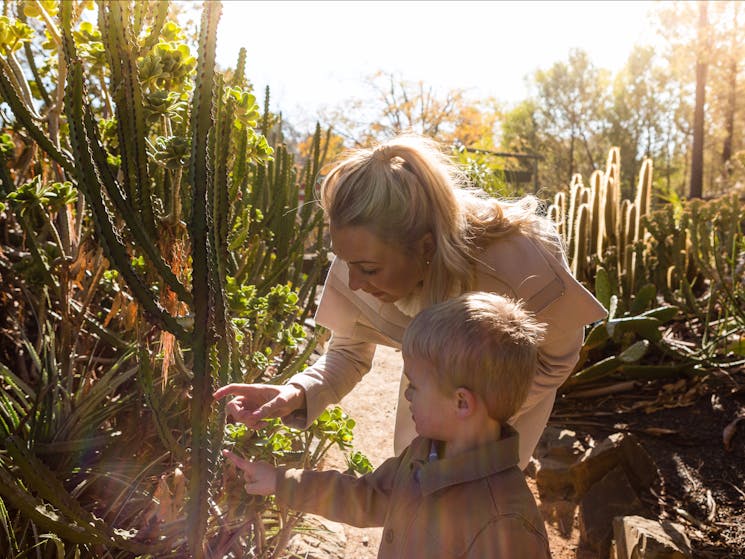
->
[[320, 71, 501, 149]]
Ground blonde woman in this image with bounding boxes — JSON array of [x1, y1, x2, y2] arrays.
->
[[214, 134, 606, 469]]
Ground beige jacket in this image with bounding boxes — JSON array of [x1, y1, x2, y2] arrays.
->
[[276, 427, 551, 559], [289, 230, 607, 468]]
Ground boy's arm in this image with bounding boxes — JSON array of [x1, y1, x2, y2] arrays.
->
[[275, 453, 403, 528], [466, 517, 551, 559]]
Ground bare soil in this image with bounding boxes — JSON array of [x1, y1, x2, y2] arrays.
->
[[320, 346, 745, 559]]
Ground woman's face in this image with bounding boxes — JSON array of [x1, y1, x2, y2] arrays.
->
[[330, 224, 428, 303]]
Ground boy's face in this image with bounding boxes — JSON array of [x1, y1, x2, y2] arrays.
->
[[403, 353, 457, 441]]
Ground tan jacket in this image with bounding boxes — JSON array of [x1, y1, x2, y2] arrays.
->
[[289, 230, 607, 468], [276, 427, 551, 559]]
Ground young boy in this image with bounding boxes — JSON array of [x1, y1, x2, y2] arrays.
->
[[224, 292, 552, 558]]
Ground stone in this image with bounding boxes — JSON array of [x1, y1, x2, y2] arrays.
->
[[613, 515, 691, 559], [579, 466, 647, 558], [285, 514, 347, 559], [533, 426, 585, 460], [573, 433, 624, 496], [617, 435, 659, 493], [573, 432, 659, 498], [533, 427, 587, 498], [535, 455, 579, 500]]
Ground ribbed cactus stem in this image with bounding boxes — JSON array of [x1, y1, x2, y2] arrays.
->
[[61, 2, 188, 341], [186, 2, 222, 557], [623, 203, 638, 297], [590, 170, 603, 258], [572, 203, 589, 282], [634, 158, 653, 241], [567, 177, 581, 258], [103, 1, 157, 238], [232, 47, 247, 87]]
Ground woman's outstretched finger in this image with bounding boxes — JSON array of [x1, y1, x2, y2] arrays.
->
[[213, 383, 247, 400]]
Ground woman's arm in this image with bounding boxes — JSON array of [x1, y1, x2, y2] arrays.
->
[[286, 334, 376, 428]]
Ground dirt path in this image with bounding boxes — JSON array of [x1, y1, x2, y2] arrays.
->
[[321, 345, 587, 558]]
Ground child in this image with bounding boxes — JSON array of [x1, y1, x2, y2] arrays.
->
[[223, 292, 552, 558]]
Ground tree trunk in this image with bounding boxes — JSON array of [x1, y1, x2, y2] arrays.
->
[[568, 133, 575, 183], [689, 1, 708, 199], [721, 5, 739, 175]]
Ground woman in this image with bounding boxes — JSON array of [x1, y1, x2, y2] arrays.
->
[[214, 135, 606, 469]]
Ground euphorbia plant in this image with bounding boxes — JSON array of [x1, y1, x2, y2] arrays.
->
[[0, 1, 350, 557]]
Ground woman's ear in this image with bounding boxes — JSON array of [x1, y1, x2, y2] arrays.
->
[[418, 232, 435, 261], [454, 387, 478, 419]]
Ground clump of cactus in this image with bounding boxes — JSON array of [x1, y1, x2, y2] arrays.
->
[[0, 1, 339, 557], [551, 148, 745, 390], [547, 147, 652, 307]]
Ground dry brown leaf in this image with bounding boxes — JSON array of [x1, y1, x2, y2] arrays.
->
[[639, 427, 678, 436], [723, 415, 745, 451], [102, 290, 123, 328], [706, 489, 717, 522]]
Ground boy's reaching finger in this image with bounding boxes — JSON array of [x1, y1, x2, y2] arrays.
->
[[222, 449, 252, 471]]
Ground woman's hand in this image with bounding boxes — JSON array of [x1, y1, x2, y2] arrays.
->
[[222, 450, 277, 496], [212, 383, 306, 428]]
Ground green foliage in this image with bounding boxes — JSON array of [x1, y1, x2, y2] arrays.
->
[[0, 16, 33, 55], [346, 450, 374, 475], [0, 1, 342, 557], [226, 406, 363, 469], [219, 407, 370, 554], [452, 147, 515, 197]]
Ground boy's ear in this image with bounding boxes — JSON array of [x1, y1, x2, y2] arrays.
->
[[454, 387, 478, 419]]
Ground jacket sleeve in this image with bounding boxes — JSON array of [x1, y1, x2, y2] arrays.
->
[[275, 454, 402, 527], [465, 517, 551, 559], [286, 334, 376, 428]]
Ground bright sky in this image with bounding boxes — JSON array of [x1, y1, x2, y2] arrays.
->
[[215, 1, 659, 128]]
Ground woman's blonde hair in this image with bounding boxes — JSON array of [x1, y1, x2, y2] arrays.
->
[[402, 292, 546, 422], [320, 134, 558, 307]]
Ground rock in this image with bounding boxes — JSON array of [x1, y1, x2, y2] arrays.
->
[[617, 434, 659, 492], [535, 455, 579, 500], [533, 426, 585, 460], [573, 432, 659, 497], [573, 434, 623, 496], [613, 515, 692, 559], [285, 514, 347, 559], [579, 466, 647, 558], [541, 499, 577, 538], [533, 427, 586, 498]]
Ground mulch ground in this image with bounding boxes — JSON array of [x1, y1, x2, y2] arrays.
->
[[551, 367, 745, 558]]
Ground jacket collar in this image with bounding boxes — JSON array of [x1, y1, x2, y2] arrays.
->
[[409, 425, 521, 496]]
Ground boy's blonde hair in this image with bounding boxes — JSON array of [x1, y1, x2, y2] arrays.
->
[[402, 292, 545, 423], [320, 134, 560, 308]]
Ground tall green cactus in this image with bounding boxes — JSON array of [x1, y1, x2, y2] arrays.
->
[[186, 2, 222, 556]]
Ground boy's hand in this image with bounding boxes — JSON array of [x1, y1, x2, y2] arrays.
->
[[222, 449, 277, 496]]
